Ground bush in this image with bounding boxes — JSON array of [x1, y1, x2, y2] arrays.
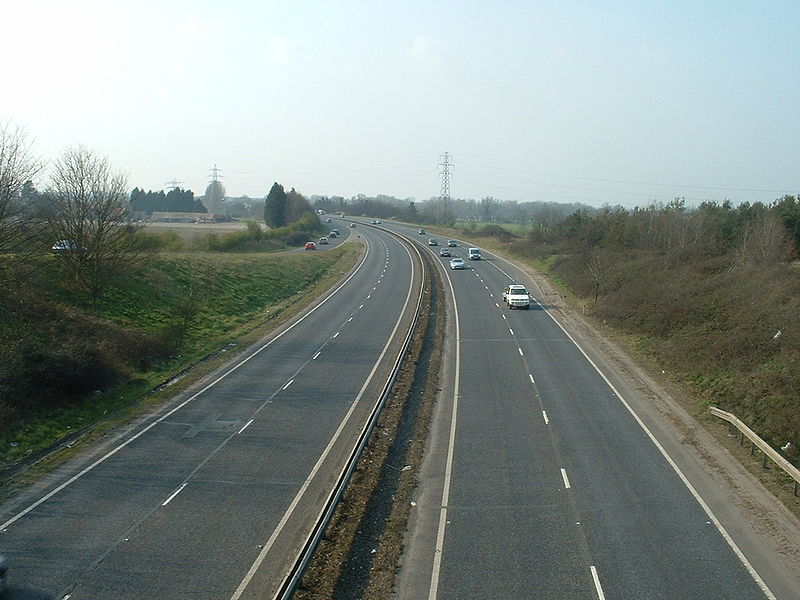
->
[[1, 342, 121, 412]]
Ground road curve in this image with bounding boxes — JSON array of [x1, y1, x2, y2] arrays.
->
[[0, 221, 422, 600]]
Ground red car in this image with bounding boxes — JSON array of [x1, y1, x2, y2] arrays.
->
[[304, 241, 316, 250]]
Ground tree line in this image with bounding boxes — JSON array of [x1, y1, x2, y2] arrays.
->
[[129, 187, 207, 215]]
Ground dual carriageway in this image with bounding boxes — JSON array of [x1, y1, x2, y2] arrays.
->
[[0, 218, 797, 599]]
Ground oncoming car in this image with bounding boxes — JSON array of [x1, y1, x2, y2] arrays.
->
[[428, 238, 438, 246], [449, 258, 466, 270], [304, 241, 317, 250], [439, 248, 451, 257], [447, 239, 457, 247], [318, 236, 329, 244]]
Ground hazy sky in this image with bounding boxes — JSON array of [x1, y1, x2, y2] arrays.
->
[[3, 0, 798, 208]]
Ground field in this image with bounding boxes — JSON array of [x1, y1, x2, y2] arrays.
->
[[146, 220, 267, 242]]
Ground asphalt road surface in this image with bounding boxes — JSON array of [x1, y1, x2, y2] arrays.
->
[[384, 223, 792, 600], [0, 220, 420, 600]]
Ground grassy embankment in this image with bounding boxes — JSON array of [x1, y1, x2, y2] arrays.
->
[[0, 243, 361, 472]]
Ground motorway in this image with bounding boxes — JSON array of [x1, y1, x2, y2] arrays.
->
[[0, 221, 421, 599], [2, 217, 798, 599], [384, 224, 795, 600]]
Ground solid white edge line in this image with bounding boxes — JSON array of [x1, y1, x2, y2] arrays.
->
[[428, 253, 462, 600], [237, 419, 254, 435], [0, 235, 375, 533], [590, 566, 606, 600], [162, 483, 187, 506], [492, 254, 778, 600], [561, 468, 571, 489], [231, 235, 418, 600]]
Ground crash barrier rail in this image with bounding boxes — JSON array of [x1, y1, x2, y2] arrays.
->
[[274, 229, 427, 600], [710, 406, 800, 496]]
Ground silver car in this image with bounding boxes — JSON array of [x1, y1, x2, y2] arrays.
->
[[449, 258, 466, 270]]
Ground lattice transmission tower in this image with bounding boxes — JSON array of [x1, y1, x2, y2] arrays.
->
[[438, 152, 454, 223]]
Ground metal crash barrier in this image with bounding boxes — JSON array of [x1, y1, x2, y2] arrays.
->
[[710, 406, 800, 496]]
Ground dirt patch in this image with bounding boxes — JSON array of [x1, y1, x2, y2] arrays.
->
[[294, 250, 443, 599]]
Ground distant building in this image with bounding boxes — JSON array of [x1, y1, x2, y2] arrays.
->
[[151, 212, 216, 222]]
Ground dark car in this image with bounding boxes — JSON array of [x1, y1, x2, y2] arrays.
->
[[439, 248, 451, 257], [428, 238, 438, 246], [447, 239, 457, 247]]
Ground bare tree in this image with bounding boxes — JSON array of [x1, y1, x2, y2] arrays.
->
[[0, 122, 45, 284], [736, 211, 788, 267], [45, 146, 138, 307], [480, 196, 498, 222], [584, 250, 610, 304]]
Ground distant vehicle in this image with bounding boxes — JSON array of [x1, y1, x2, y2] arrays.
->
[[318, 236, 329, 244], [439, 248, 451, 257], [370, 219, 383, 224], [447, 240, 457, 247], [418, 228, 426, 234], [449, 258, 466, 270], [328, 231, 337, 238], [0, 554, 6, 593], [502, 284, 531, 309], [428, 238, 438, 246], [350, 223, 356, 228], [51, 240, 82, 253], [326, 218, 332, 223], [304, 241, 316, 250], [332, 229, 340, 235], [468, 247, 482, 260]]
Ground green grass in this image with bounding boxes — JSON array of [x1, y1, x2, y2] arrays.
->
[[0, 244, 361, 469]]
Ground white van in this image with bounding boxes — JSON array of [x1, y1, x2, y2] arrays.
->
[[468, 247, 482, 260]]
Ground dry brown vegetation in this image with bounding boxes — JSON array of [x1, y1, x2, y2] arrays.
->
[[468, 197, 800, 464]]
